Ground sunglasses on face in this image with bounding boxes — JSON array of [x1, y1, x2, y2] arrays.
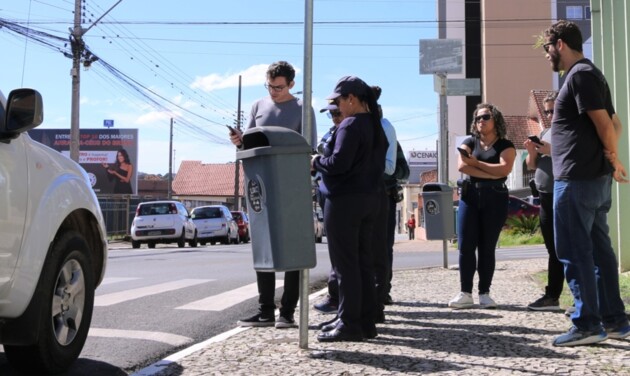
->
[[326, 111, 342, 119], [264, 83, 287, 92], [474, 114, 492, 123], [544, 109, 554, 116]]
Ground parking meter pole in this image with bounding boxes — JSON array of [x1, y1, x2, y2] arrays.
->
[[443, 240, 448, 269], [299, 269, 309, 348], [299, 0, 315, 350]]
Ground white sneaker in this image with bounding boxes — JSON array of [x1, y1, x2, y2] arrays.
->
[[448, 292, 474, 309], [479, 293, 497, 309]]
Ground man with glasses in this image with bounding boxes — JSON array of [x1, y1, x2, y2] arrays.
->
[[524, 91, 564, 312], [542, 20, 629, 346], [231, 60, 317, 329]]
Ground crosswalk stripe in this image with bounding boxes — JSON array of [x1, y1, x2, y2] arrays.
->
[[176, 280, 284, 311], [100, 277, 139, 285], [89, 328, 192, 346], [95, 279, 213, 306]]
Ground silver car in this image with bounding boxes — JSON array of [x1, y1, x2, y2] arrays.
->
[[191, 205, 239, 245], [131, 201, 197, 248]]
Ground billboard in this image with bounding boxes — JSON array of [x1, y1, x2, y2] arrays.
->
[[29, 129, 139, 195]]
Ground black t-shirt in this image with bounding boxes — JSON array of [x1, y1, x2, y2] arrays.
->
[[462, 136, 515, 183], [551, 58, 614, 180]]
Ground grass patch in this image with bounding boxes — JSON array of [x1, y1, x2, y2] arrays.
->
[[532, 270, 630, 309], [498, 230, 544, 247]]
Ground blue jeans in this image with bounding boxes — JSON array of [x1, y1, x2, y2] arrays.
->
[[554, 175, 628, 331], [457, 184, 508, 294]]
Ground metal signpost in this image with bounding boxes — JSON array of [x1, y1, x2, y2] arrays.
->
[[419, 38, 464, 268]]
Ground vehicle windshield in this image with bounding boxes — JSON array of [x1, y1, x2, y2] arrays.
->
[[191, 207, 222, 219], [139, 203, 174, 215]]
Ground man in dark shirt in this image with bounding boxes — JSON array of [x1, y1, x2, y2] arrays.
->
[[542, 20, 629, 347]]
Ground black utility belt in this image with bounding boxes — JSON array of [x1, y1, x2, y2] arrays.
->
[[471, 180, 506, 188]]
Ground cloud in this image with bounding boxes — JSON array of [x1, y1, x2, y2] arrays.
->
[[135, 111, 177, 125], [191, 64, 269, 92]]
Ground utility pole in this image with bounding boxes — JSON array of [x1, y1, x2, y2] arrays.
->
[[232, 76, 242, 210], [69, 0, 122, 162], [168, 117, 173, 199], [69, 0, 82, 162]]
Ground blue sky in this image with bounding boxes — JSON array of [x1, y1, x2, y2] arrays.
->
[[1, 0, 439, 174]]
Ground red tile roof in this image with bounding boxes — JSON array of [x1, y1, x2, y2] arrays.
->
[[504, 115, 542, 150], [173, 161, 244, 196]]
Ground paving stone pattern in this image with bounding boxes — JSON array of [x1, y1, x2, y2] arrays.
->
[[155, 258, 630, 376]]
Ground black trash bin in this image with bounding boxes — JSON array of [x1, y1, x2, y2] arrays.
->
[[236, 126, 317, 272], [422, 183, 455, 240]]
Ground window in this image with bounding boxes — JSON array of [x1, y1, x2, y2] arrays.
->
[[585, 6, 591, 20], [566, 5, 583, 20]]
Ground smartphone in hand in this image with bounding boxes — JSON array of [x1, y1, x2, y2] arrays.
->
[[528, 135, 542, 145], [457, 147, 470, 158], [226, 125, 238, 135]]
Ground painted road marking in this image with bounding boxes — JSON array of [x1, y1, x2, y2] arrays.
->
[[95, 279, 213, 306], [176, 280, 284, 311]]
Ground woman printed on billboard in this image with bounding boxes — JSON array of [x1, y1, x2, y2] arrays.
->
[[102, 148, 133, 194]]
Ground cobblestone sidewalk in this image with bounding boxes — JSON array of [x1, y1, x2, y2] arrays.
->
[[152, 258, 630, 376]]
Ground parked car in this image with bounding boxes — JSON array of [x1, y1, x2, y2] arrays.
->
[[231, 210, 250, 243], [191, 205, 239, 245], [131, 201, 197, 248], [0, 88, 108, 374], [313, 211, 324, 243], [507, 195, 540, 219]]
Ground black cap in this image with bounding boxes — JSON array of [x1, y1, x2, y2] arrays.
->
[[319, 103, 339, 113], [326, 76, 369, 100]]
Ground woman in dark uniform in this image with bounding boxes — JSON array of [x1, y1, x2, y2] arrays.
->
[[311, 76, 388, 342]]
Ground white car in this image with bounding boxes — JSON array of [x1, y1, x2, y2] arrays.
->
[[0, 88, 108, 374], [191, 205, 239, 245], [131, 200, 198, 248]]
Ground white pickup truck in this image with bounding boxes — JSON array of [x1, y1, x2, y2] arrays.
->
[[0, 88, 108, 374]]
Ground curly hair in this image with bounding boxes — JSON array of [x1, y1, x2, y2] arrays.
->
[[266, 61, 296, 83], [544, 20, 583, 53], [469, 103, 508, 139]]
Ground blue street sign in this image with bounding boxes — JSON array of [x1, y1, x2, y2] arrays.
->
[[104, 119, 114, 128]]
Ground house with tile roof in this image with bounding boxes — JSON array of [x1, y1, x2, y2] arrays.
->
[[172, 160, 245, 210]]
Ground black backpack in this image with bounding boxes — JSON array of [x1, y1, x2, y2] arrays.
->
[[392, 142, 410, 181]]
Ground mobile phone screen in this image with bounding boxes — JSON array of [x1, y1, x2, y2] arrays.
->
[[528, 135, 542, 144], [457, 147, 470, 158]]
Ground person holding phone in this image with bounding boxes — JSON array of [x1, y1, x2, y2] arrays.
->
[[232, 61, 317, 330], [524, 91, 565, 312], [449, 103, 516, 310]]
